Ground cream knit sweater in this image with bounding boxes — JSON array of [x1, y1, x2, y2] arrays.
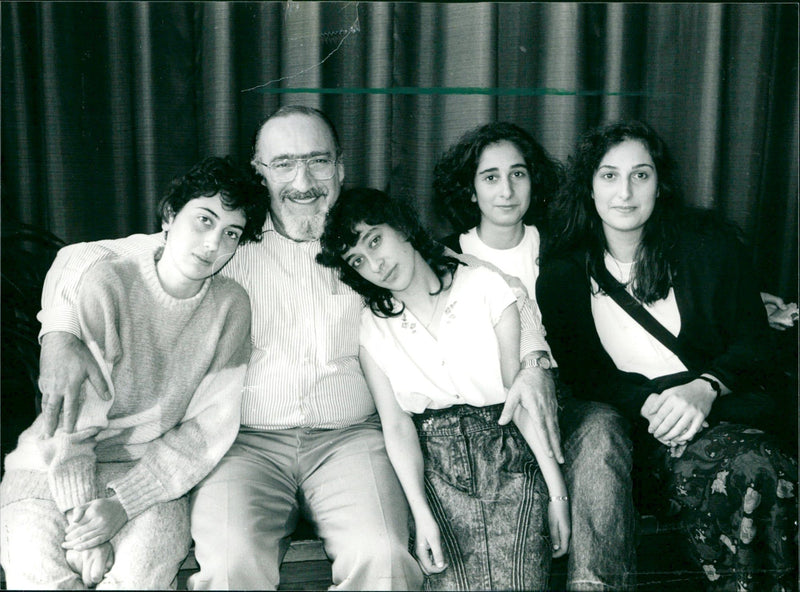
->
[[1, 248, 251, 520]]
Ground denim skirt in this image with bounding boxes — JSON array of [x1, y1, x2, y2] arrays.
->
[[413, 403, 550, 591]]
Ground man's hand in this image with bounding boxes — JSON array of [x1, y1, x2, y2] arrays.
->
[[499, 365, 563, 463], [65, 542, 115, 587], [63, 497, 128, 551], [38, 332, 109, 436]]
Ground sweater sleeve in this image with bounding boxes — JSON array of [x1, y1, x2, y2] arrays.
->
[[106, 291, 251, 519], [45, 266, 120, 512], [37, 233, 163, 341]]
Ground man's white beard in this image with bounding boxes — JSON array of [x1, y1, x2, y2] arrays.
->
[[281, 210, 328, 241]]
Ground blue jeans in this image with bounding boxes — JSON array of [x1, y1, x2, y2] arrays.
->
[[413, 403, 550, 591], [559, 396, 637, 590]]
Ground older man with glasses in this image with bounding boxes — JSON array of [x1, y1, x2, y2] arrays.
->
[[35, 105, 560, 590]]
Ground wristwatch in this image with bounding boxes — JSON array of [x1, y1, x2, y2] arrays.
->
[[522, 353, 552, 370], [697, 375, 722, 398]]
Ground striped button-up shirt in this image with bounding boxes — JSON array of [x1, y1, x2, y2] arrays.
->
[[39, 215, 545, 430]]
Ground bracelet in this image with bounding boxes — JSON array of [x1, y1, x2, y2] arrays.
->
[[549, 495, 569, 502], [697, 375, 722, 398]]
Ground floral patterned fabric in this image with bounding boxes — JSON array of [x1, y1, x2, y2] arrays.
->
[[650, 423, 798, 591]]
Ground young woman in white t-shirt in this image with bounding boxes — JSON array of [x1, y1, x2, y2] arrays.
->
[[317, 187, 569, 591], [434, 121, 562, 299]]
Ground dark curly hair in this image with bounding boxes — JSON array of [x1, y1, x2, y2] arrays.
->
[[541, 120, 683, 304], [159, 156, 268, 244], [432, 122, 562, 234], [317, 187, 462, 318]]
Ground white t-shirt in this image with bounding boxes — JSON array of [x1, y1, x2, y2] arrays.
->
[[458, 225, 541, 299], [591, 252, 687, 379], [360, 265, 516, 414], [457, 224, 555, 364]]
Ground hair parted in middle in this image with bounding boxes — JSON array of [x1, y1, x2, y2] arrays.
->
[[317, 187, 462, 318], [432, 121, 563, 234], [541, 120, 683, 304]]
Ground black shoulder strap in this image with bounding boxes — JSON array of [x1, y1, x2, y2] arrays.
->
[[595, 264, 696, 372]]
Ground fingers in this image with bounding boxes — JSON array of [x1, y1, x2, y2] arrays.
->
[[652, 409, 682, 439], [64, 522, 97, 542], [544, 413, 564, 464], [40, 397, 63, 438], [660, 414, 693, 442], [61, 391, 80, 434], [674, 415, 706, 444], [640, 393, 663, 421], [69, 504, 89, 524], [415, 541, 446, 575], [86, 364, 111, 401], [82, 555, 97, 587], [428, 540, 447, 573], [63, 532, 107, 552], [761, 293, 786, 308], [64, 548, 81, 575], [549, 514, 570, 558], [552, 525, 570, 558], [88, 552, 108, 586], [497, 392, 519, 426]]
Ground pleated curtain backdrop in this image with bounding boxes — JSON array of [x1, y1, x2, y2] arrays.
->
[[2, 2, 797, 297]]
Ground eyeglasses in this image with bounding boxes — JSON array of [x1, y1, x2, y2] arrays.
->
[[257, 156, 338, 183]]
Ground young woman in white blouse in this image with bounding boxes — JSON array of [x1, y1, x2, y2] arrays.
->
[[317, 187, 569, 591]]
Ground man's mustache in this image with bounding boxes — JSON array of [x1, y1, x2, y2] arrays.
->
[[281, 187, 328, 202]]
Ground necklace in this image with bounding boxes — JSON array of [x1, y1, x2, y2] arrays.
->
[[605, 251, 634, 285]]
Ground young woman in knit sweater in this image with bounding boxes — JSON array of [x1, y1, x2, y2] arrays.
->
[[0, 156, 267, 589]]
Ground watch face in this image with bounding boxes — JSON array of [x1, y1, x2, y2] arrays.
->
[[537, 356, 552, 369]]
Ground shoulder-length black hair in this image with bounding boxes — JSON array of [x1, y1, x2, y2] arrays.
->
[[317, 187, 462, 318], [432, 121, 562, 234], [542, 120, 683, 304]]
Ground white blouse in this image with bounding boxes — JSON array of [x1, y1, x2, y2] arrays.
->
[[360, 265, 516, 413], [591, 253, 687, 379]]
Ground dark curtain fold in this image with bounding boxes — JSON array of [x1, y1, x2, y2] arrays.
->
[[2, 1, 797, 297]]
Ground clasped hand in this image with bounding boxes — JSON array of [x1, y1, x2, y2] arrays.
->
[[65, 542, 114, 587], [641, 379, 716, 446], [64, 496, 128, 551]]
